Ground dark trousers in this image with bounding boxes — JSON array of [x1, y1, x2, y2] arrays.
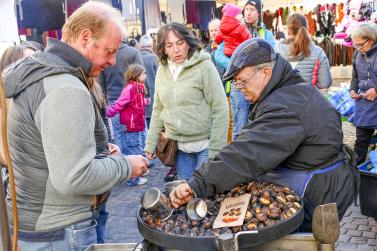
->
[[355, 127, 375, 165]]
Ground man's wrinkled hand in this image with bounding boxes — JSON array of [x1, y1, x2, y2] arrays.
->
[[108, 143, 121, 155], [127, 155, 149, 179], [350, 90, 361, 100], [169, 183, 194, 208], [363, 88, 377, 101]]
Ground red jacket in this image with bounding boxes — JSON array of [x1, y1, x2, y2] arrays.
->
[[215, 16, 251, 57], [106, 81, 149, 132]]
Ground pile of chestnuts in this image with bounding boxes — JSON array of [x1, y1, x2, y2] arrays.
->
[[141, 182, 301, 237]]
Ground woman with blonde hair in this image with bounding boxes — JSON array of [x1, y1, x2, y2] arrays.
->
[[275, 13, 332, 89]]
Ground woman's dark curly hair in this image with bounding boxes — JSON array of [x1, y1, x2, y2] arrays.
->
[[156, 22, 202, 66]]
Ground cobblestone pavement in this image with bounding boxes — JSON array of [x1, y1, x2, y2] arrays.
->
[[104, 123, 377, 250]]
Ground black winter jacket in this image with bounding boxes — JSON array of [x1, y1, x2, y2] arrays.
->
[[189, 54, 358, 230]]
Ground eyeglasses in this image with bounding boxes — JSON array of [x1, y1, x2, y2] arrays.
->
[[353, 39, 369, 50], [232, 68, 261, 89]]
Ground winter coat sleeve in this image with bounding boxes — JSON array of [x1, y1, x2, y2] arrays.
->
[[215, 32, 224, 45], [37, 84, 132, 196], [238, 24, 251, 42], [144, 69, 165, 153], [214, 42, 230, 71], [350, 51, 359, 92], [316, 49, 332, 89], [201, 61, 229, 158], [106, 85, 132, 118], [264, 29, 276, 48], [188, 103, 306, 198]]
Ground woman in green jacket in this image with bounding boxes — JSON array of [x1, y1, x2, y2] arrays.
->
[[144, 22, 229, 180]]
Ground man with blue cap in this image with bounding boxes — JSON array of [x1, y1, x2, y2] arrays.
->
[[170, 39, 359, 231]]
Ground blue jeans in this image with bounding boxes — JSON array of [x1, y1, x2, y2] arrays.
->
[[124, 131, 144, 155], [109, 99, 127, 154], [17, 219, 97, 251], [94, 205, 108, 244], [176, 149, 209, 180], [230, 87, 250, 139], [124, 131, 144, 185]]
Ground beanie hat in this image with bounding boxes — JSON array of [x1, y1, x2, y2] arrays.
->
[[139, 34, 153, 48], [222, 38, 276, 81], [222, 3, 242, 18], [244, 0, 262, 15]]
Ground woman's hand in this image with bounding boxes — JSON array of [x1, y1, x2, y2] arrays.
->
[[145, 151, 156, 160], [362, 88, 377, 101], [108, 143, 121, 155], [350, 90, 361, 100], [169, 183, 194, 208]]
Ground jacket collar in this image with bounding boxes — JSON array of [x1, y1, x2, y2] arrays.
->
[[365, 43, 377, 57], [45, 38, 92, 76], [249, 54, 305, 119]]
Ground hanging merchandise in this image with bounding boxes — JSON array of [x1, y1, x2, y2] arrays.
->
[[144, 0, 162, 32], [198, 1, 216, 31], [167, 0, 186, 23], [336, 2, 345, 25], [121, 0, 138, 21], [67, 0, 87, 17], [263, 10, 275, 30], [185, 0, 200, 25], [0, 0, 19, 42], [305, 11, 317, 36], [135, 0, 146, 34], [16, 0, 65, 33]]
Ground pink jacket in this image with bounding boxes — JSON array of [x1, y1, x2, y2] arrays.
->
[[106, 81, 149, 132]]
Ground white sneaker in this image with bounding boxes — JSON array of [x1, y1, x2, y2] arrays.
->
[[126, 177, 148, 186], [136, 177, 148, 185]]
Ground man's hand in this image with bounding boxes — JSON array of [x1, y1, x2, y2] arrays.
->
[[108, 143, 121, 155], [169, 183, 194, 208], [350, 90, 361, 100], [362, 88, 377, 101], [145, 151, 156, 160], [127, 155, 149, 179]]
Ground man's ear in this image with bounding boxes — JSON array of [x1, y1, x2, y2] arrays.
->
[[79, 29, 92, 48]]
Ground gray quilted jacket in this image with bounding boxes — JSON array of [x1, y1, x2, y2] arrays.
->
[[275, 41, 332, 89]]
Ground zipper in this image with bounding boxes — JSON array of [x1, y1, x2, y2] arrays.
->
[[131, 114, 134, 129]]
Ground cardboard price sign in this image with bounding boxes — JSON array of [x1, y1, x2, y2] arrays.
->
[[213, 193, 251, 229]]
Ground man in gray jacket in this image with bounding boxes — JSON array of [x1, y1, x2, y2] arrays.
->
[[3, 2, 148, 250]]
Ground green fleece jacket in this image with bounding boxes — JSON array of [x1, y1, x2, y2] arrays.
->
[[144, 50, 229, 157]]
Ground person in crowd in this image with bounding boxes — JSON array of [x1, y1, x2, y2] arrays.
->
[[0, 45, 36, 71], [139, 34, 159, 129], [205, 18, 233, 144], [2, 2, 148, 250], [215, 3, 251, 57], [275, 14, 332, 89], [0, 44, 38, 197], [349, 23, 377, 165], [243, 0, 275, 47], [170, 39, 358, 231], [106, 64, 149, 186], [99, 34, 144, 154], [215, 0, 275, 140], [144, 22, 229, 181], [205, 19, 223, 75]]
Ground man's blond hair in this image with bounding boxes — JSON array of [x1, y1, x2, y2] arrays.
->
[[62, 1, 125, 43]]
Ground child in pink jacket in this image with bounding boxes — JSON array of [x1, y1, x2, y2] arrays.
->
[[106, 64, 149, 185]]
